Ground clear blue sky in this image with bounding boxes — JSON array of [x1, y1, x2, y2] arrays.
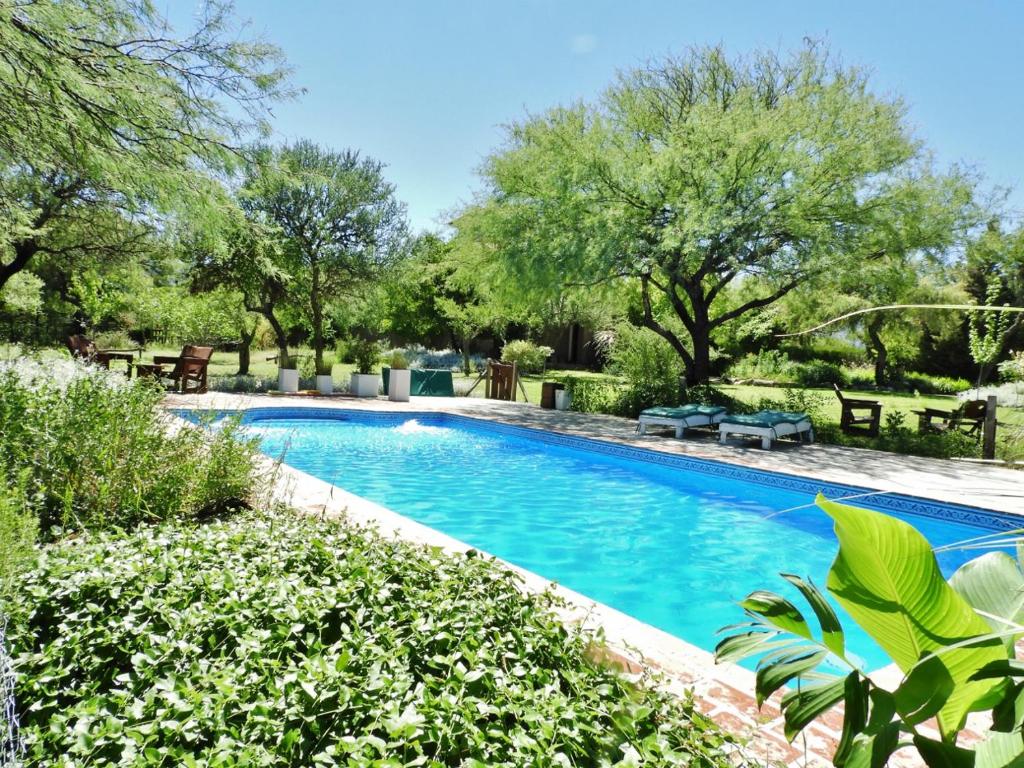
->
[[182, 1, 1023, 232]]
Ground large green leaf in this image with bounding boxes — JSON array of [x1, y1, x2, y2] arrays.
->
[[819, 495, 1008, 738], [975, 730, 1024, 768], [780, 674, 850, 740], [782, 573, 846, 660], [950, 552, 1024, 638]]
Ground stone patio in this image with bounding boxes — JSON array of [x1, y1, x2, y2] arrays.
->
[[165, 392, 1024, 766]]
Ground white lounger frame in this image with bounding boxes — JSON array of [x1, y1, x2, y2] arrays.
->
[[718, 418, 815, 450], [638, 411, 726, 439]]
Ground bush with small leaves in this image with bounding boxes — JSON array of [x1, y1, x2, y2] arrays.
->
[[9, 512, 735, 767]]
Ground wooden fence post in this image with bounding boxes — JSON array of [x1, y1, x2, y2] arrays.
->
[[982, 395, 998, 460]]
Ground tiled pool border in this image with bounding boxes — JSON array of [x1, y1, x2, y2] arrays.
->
[[180, 406, 1022, 532]]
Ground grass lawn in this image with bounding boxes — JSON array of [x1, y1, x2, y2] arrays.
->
[[719, 383, 1024, 432]]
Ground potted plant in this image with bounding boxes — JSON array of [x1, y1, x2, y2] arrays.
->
[[388, 351, 411, 402], [349, 340, 381, 398], [277, 352, 299, 393], [315, 355, 334, 395]]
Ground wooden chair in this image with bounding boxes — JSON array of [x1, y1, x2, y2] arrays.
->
[[134, 345, 214, 394], [832, 383, 882, 437], [65, 334, 139, 376], [486, 360, 519, 401], [913, 399, 988, 438]]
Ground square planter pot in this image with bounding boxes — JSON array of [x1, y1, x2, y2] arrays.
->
[[350, 372, 380, 398], [278, 368, 299, 393], [554, 389, 572, 411], [315, 374, 334, 395], [388, 368, 411, 402]]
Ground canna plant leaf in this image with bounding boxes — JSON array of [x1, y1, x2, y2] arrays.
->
[[950, 552, 1024, 640], [819, 494, 1009, 739]]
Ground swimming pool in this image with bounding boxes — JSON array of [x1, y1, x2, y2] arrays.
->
[[184, 407, 1018, 672]]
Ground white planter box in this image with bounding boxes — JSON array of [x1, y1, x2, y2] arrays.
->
[[555, 390, 572, 411], [315, 374, 334, 395], [389, 368, 411, 402], [278, 368, 299, 393], [350, 372, 379, 398]]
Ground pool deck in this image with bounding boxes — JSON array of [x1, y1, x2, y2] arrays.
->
[[165, 392, 1023, 766]]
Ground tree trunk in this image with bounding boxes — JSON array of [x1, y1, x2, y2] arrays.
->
[[237, 323, 256, 376], [460, 334, 472, 375], [310, 264, 324, 372], [686, 323, 713, 385], [0, 239, 39, 292], [866, 317, 887, 386]]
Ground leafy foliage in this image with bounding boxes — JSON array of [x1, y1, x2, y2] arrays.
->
[[500, 340, 553, 373], [10, 511, 734, 767], [717, 496, 1024, 767], [464, 42, 973, 383], [0, 0, 292, 290], [241, 140, 407, 371], [0, 359, 258, 537]]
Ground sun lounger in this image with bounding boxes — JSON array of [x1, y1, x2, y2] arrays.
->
[[718, 410, 814, 449], [637, 404, 727, 438]]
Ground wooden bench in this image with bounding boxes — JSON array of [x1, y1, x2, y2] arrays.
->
[[832, 384, 882, 437]]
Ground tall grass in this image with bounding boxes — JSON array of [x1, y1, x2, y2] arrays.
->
[[0, 359, 258, 540]]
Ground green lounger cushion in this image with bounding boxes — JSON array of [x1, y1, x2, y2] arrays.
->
[[722, 410, 810, 429], [640, 404, 727, 419]]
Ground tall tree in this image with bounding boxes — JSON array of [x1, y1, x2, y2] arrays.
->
[[0, 0, 293, 290], [462, 43, 977, 383], [242, 141, 407, 371]]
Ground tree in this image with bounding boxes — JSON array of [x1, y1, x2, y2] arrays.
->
[[463, 43, 976, 383], [965, 220, 1024, 383], [188, 211, 293, 367], [241, 141, 407, 371], [0, 0, 292, 290]]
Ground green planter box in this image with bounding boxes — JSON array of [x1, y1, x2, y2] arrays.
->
[[381, 367, 455, 397]]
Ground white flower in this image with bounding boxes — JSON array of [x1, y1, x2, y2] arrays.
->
[[0, 357, 130, 394]]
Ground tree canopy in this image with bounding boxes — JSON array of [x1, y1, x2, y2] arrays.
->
[[0, 0, 293, 289], [239, 141, 407, 369], [461, 43, 980, 383]]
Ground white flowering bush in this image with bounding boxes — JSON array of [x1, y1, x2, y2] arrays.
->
[[0, 356, 129, 394]]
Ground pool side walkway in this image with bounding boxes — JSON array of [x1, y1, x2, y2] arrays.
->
[[165, 392, 1023, 767]]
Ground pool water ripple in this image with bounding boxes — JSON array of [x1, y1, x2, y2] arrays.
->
[[235, 413, 1006, 672]]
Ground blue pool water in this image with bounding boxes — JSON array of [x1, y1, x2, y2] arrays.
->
[[191, 409, 1016, 672]]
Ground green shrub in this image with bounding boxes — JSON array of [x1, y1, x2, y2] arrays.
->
[[901, 373, 971, 395], [781, 338, 867, 366], [793, 361, 847, 387], [843, 365, 875, 389], [315, 355, 335, 377], [349, 339, 381, 375], [0, 359, 258, 538], [9, 512, 733, 766], [605, 326, 683, 416], [726, 349, 794, 381], [565, 376, 624, 415], [500, 339, 553, 373]]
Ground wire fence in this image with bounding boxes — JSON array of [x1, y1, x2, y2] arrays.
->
[[0, 617, 21, 767]]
